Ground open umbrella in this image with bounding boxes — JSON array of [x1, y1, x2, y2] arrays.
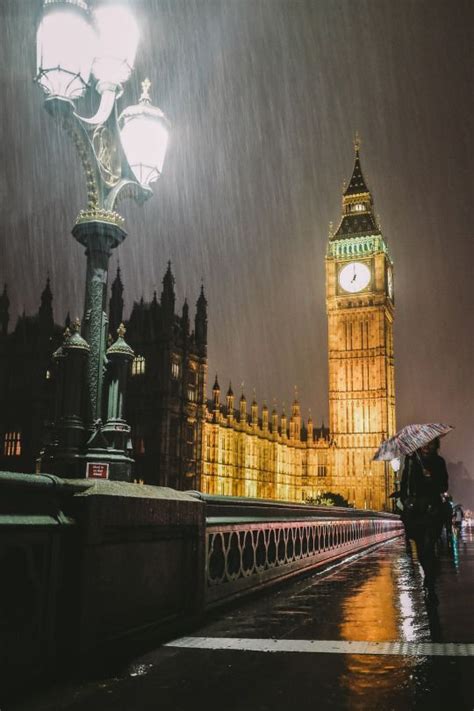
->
[[373, 423, 454, 461]]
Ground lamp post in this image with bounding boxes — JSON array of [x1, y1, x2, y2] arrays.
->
[[35, 0, 169, 480]]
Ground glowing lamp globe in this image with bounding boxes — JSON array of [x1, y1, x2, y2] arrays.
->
[[92, 5, 139, 88], [119, 80, 170, 187], [36, 0, 96, 100]]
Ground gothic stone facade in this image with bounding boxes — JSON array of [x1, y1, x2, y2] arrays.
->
[[0, 143, 395, 510], [110, 262, 208, 490], [201, 381, 332, 501], [0, 280, 62, 474]]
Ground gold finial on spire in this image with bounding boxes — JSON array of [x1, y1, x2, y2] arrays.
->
[[63, 326, 71, 340], [117, 322, 126, 338], [328, 220, 334, 238], [354, 131, 361, 153], [72, 317, 81, 333], [140, 78, 151, 102], [294, 385, 299, 402]]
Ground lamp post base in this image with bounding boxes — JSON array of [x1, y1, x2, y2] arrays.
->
[[40, 447, 134, 482], [40, 449, 87, 480], [83, 449, 134, 482]]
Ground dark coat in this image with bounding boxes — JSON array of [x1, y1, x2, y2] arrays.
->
[[400, 453, 449, 535], [400, 452, 449, 503]]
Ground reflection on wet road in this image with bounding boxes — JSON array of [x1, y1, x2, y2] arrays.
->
[[10, 526, 474, 711]]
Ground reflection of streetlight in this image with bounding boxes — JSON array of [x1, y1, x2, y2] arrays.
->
[[35, 1, 170, 481]]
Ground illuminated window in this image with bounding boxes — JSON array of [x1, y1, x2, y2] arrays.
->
[[132, 355, 145, 376], [45, 369, 51, 380], [317, 465, 327, 478], [171, 361, 180, 379], [3, 431, 22, 456], [188, 388, 196, 402], [353, 203, 365, 212]]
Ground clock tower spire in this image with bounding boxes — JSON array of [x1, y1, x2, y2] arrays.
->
[[333, 134, 379, 241], [326, 138, 396, 510]]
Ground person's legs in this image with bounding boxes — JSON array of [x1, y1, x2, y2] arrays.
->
[[413, 525, 438, 603]]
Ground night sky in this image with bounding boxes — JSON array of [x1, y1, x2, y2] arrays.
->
[[0, 1, 472, 503]]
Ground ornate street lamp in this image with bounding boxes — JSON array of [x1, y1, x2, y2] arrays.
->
[[35, 0, 170, 480]]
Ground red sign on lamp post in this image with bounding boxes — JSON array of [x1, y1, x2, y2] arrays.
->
[[86, 462, 110, 480]]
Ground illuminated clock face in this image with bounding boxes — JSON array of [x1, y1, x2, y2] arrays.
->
[[338, 262, 371, 293]]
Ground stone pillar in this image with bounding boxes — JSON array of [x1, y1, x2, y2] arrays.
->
[[100, 324, 135, 481], [42, 320, 89, 477]]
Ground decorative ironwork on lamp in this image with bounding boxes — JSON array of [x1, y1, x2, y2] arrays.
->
[[35, 0, 170, 216]]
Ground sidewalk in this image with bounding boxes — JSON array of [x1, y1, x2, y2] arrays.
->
[[9, 526, 474, 710]]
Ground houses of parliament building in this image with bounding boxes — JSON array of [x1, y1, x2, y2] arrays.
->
[[0, 143, 396, 510]]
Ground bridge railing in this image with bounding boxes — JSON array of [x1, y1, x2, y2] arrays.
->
[[0, 474, 403, 695], [190, 493, 403, 607]]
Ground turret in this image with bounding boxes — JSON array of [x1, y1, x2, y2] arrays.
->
[[271, 404, 278, 434], [251, 392, 258, 428], [262, 402, 269, 432], [109, 265, 124, 337], [195, 284, 207, 355], [38, 277, 54, 331], [226, 382, 234, 420], [161, 261, 175, 331], [307, 411, 314, 442], [0, 284, 9, 337], [239, 390, 247, 424], [150, 290, 159, 328], [291, 388, 301, 441], [212, 374, 220, 419], [280, 406, 287, 440], [182, 298, 190, 339]]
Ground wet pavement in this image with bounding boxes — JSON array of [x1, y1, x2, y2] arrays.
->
[[8, 526, 474, 711]]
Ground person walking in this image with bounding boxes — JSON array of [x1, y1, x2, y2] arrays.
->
[[400, 437, 449, 604], [453, 502, 465, 532], [441, 494, 454, 543]]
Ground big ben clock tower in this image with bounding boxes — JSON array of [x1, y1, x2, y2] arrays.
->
[[326, 137, 395, 510]]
